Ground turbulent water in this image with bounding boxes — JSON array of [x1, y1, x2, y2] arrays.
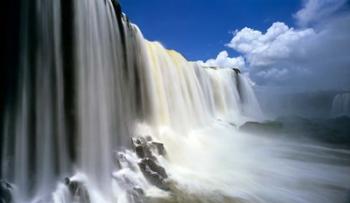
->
[[331, 93, 350, 117], [1, 0, 350, 203]]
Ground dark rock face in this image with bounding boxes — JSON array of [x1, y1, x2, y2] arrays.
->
[[135, 144, 153, 159], [64, 177, 90, 203], [232, 68, 241, 74], [0, 180, 12, 203], [151, 142, 166, 156], [131, 136, 166, 159], [131, 136, 169, 190], [138, 158, 169, 190]]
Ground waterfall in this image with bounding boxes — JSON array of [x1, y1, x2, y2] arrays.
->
[[0, 0, 260, 201], [1, 0, 71, 200], [331, 93, 350, 117], [1, 0, 350, 203]]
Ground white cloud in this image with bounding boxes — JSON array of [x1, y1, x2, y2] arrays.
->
[[199, 50, 245, 69], [230, 16, 350, 89], [227, 22, 315, 67], [295, 0, 348, 27]]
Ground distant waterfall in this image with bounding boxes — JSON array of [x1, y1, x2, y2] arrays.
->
[[0, 0, 261, 202], [331, 93, 350, 117]]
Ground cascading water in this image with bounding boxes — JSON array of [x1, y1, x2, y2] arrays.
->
[[1, 0, 350, 203], [331, 93, 350, 117]]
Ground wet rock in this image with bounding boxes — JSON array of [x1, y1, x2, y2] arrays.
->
[[135, 145, 150, 158], [151, 142, 166, 156], [232, 68, 241, 74], [132, 136, 167, 158], [140, 158, 167, 179], [138, 158, 169, 190], [0, 180, 12, 203], [131, 137, 154, 159], [64, 177, 90, 203], [131, 136, 169, 190], [229, 122, 236, 127]]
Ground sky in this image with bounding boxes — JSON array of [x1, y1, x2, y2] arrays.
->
[[120, 0, 350, 91], [120, 0, 301, 60]]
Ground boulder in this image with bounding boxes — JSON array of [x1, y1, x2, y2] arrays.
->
[[131, 136, 169, 190], [131, 137, 154, 159], [151, 142, 166, 156], [132, 136, 167, 158], [138, 158, 169, 190]]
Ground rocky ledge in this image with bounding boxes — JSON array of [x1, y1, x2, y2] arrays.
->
[[131, 136, 169, 190]]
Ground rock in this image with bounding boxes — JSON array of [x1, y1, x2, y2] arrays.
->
[[140, 158, 167, 179], [131, 136, 169, 190], [132, 136, 166, 157], [232, 68, 240, 74], [131, 137, 154, 159], [135, 145, 151, 158], [111, 0, 122, 16], [229, 122, 236, 127], [138, 158, 169, 190], [64, 177, 90, 203], [151, 142, 166, 156], [0, 180, 12, 203]]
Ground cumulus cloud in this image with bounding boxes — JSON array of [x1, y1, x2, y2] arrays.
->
[[199, 50, 245, 69], [295, 0, 348, 27], [231, 16, 350, 89], [227, 22, 315, 67]]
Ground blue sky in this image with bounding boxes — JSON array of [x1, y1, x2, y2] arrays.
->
[[119, 0, 301, 61]]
